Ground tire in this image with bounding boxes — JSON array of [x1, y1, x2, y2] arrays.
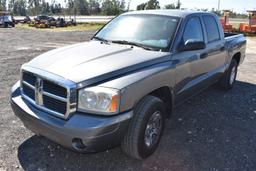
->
[[217, 59, 238, 90], [121, 95, 166, 159], [4, 23, 8, 28]]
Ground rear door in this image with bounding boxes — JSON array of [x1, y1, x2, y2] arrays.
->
[[202, 15, 226, 81]]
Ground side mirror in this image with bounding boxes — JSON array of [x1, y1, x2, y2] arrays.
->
[[178, 39, 206, 51]]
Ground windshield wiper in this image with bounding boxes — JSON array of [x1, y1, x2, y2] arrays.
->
[[93, 36, 110, 44], [111, 40, 158, 51]]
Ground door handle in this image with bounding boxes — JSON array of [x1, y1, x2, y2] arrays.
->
[[216, 44, 225, 51], [200, 53, 208, 59], [220, 46, 225, 51]]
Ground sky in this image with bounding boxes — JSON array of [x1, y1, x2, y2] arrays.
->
[[128, 0, 256, 13]]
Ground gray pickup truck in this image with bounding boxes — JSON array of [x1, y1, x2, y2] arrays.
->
[[11, 10, 246, 159]]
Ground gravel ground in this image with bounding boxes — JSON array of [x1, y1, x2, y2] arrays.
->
[[0, 28, 256, 171]]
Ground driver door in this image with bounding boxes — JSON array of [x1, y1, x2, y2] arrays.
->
[[173, 16, 210, 105]]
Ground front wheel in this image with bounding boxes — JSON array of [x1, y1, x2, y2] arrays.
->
[[121, 95, 166, 159], [217, 59, 238, 90]]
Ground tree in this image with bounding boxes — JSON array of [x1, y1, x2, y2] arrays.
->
[[41, 1, 50, 14], [164, 4, 175, 9], [0, 0, 7, 11], [120, 0, 125, 12], [50, 0, 62, 14], [211, 8, 221, 16], [27, 0, 42, 15], [75, 0, 89, 15], [101, 0, 125, 15], [137, 3, 146, 10], [176, 0, 181, 9], [137, 0, 160, 10], [88, 0, 100, 15], [165, 0, 181, 9], [8, 0, 27, 15], [146, 0, 160, 9], [67, 0, 75, 15]]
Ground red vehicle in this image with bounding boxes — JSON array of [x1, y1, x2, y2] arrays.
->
[[240, 10, 256, 33], [220, 10, 233, 32]]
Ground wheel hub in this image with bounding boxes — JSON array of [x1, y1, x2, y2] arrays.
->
[[144, 111, 162, 148]]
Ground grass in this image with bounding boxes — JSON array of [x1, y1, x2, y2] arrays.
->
[[16, 22, 105, 32]]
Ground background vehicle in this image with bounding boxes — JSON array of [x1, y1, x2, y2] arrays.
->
[[240, 10, 256, 33], [0, 11, 15, 27], [56, 17, 67, 27], [23, 16, 31, 24], [11, 10, 246, 159], [34, 15, 51, 28], [31, 15, 69, 28], [34, 15, 49, 21], [220, 10, 233, 32]]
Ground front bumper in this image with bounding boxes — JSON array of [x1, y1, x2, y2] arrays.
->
[[11, 83, 133, 153]]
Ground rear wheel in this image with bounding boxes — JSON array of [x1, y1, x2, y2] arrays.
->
[[217, 59, 238, 90], [121, 95, 166, 159]]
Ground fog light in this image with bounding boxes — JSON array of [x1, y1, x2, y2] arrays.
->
[[72, 138, 86, 151]]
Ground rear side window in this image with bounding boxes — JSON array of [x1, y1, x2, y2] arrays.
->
[[203, 16, 220, 42], [183, 17, 204, 43]]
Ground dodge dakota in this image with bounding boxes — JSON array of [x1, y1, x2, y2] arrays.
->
[[11, 10, 246, 159]]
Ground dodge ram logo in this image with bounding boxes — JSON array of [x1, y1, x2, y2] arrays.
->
[[35, 77, 43, 106]]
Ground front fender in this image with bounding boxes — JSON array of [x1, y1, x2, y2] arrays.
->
[[99, 62, 175, 112]]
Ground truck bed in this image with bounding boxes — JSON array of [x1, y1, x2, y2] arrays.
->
[[224, 32, 245, 43], [224, 32, 246, 65], [224, 32, 244, 39]]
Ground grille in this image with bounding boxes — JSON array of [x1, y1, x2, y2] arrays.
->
[[43, 80, 67, 98], [22, 83, 35, 100], [43, 95, 67, 114], [21, 71, 69, 118], [23, 72, 36, 85]]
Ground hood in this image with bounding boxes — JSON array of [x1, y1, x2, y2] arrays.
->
[[26, 41, 170, 83]]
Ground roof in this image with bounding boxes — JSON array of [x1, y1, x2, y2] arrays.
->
[[122, 9, 212, 18]]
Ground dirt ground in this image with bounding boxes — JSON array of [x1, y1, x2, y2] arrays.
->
[[0, 28, 256, 171]]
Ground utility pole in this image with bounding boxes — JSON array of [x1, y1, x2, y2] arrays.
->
[[218, 0, 220, 11]]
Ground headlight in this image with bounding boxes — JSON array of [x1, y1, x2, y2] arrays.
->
[[78, 86, 120, 115]]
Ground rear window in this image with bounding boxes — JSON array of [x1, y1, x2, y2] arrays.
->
[[203, 16, 220, 42]]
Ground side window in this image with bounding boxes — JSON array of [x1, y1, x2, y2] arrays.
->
[[203, 16, 220, 42], [183, 17, 204, 43]]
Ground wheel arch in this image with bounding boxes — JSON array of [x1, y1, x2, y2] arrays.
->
[[149, 86, 174, 118], [130, 86, 174, 119], [232, 52, 241, 65]]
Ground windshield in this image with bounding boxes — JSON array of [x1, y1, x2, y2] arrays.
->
[[95, 14, 180, 50]]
